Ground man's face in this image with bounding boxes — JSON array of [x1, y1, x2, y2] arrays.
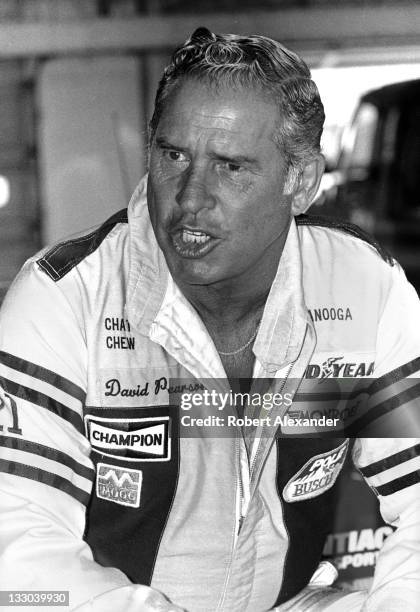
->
[[147, 78, 296, 289]]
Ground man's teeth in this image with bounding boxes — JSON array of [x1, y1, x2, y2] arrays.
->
[[181, 229, 211, 244]]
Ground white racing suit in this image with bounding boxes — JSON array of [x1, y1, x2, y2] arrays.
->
[[0, 177, 419, 611]]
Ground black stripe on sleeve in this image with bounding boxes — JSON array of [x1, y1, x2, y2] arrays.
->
[[0, 435, 94, 482], [368, 357, 420, 395], [345, 382, 420, 436], [0, 457, 90, 506], [0, 351, 85, 403], [37, 208, 128, 281], [359, 443, 420, 478], [0, 376, 83, 434], [374, 470, 420, 496]]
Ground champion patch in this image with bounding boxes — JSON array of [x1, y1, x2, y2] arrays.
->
[[283, 440, 349, 503], [96, 463, 142, 507], [85, 415, 171, 462]]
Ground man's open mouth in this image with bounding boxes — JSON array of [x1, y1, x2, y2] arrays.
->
[[171, 228, 219, 258]]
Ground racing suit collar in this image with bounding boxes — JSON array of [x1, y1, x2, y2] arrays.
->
[[125, 176, 169, 335], [126, 175, 311, 373], [253, 219, 311, 372]]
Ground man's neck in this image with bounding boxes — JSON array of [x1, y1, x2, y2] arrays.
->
[[178, 246, 282, 328], [181, 278, 270, 327]]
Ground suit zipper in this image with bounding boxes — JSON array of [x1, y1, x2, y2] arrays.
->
[[236, 434, 246, 536], [236, 363, 294, 538], [249, 363, 294, 481]]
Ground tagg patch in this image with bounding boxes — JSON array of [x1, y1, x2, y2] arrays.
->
[[283, 440, 349, 503], [85, 415, 171, 462], [96, 463, 142, 508]]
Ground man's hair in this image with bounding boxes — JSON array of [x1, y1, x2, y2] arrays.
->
[[149, 27, 325, 171]]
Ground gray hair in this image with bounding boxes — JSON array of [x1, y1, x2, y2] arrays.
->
[[149, 27, 325, 172]]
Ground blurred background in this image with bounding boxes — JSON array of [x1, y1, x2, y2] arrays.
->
[[0, 0, 419, 590]]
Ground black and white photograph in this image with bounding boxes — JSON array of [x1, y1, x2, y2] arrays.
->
[[0, 1, 420, 611]]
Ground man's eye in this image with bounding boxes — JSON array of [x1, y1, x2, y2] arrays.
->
[[164, 150, 189, 163], [225, 162, 242, 173]]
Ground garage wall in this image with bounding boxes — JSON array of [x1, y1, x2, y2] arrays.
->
[[37, 56, 145, 242], [0, 60, 39, 300]]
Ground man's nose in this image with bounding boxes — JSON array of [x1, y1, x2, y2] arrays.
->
[[176, 166, 215, 214]]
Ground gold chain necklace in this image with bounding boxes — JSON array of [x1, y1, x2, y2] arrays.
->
[[217, 324, 260, 357]]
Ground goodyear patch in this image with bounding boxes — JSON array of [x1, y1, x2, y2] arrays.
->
[[85, 415, 171, 462], [96, 463, 142, 508], [283, 440, 349, 503]]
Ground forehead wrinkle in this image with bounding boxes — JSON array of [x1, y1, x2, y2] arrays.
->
[[190, 122, 241, 134], [179, 110, 241, 132], [187, 115, 274, 143]]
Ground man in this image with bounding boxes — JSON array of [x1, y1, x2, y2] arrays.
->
[[0, 27, 419, 612]]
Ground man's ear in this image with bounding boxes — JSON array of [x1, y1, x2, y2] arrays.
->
[[290, 154, 325, 215]]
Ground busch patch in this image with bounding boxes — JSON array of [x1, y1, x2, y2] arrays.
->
[[85, 415, 171, 462], [96, 463, 142, 507], [283, 440, 349, 503]]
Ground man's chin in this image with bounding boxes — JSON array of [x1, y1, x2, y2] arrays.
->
[[168, 258, 226, 287]]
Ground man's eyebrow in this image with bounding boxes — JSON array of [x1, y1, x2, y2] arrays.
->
[[154, 136, 183, 149], [213, 153, 259, 166]]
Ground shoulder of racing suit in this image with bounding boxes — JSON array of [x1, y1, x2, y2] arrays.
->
[[295, 213, 394, 266], [37, 208, 129, 282]]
